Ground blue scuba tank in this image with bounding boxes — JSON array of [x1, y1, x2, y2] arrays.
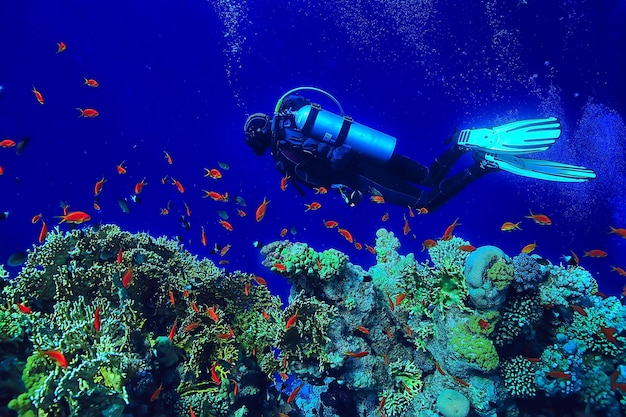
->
[[293, 104, 396, 163]]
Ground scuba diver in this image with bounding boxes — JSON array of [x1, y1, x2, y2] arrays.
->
[[244, 87, 596, 212]]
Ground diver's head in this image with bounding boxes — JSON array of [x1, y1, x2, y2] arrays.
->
[[244, 113, 272, 156]]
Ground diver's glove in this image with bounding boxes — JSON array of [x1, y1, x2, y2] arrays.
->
[[458, 118, 596, 182]]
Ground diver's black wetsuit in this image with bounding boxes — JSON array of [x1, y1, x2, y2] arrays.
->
[[269, 95, 493, 212]]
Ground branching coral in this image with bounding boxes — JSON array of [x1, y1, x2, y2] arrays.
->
[[500, 356, 538, 398]]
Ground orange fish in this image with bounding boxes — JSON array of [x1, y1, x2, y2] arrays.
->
[[0, 139, 16, 147], [204, 168, 222, 179], [56, 41, 67, 53], [422, 239, 437, 251], [395, 293, 406, 306], [202, 190, 228, 201], [314, 186, 327, 194], [501, 221, 522, 231], [41, 349, 67, 369], [253, 276, 267, 286], [171, 178, 185, 193], [168, 319, 177, 341], [93, 202, 101, 212], [355, 326, 370, 334], [134, 177, 147, 194], [117, 161, 127, 174], [344, 351, 369, 358], [94, 306, 101, 331], [210, 362, 221, 385], [216, 325, 235, 339], [220, 244, 232, 257], [255, 197, 270, 222], [453, 376, 470, 387], [584, 249, 607, 258], [32, 86, 44, 104], [237, 208, 246, 217], [94, 177, 106, 196], [83, 78, 99, 87], [521, 242, 536, 254], [378, 396, 386, 414], [168, 290, 175, 305], [0, 165, 3, 175], [337, 228, 354, 243], [280, 173, 290, 191], [478, 318, 490, 330], [324, 220, 339, 228], [38, 221, 48, 243], [570, 304, 587, 316], [601, 327, 618, 344], [365, 244, 376, 254], [458, 244, 476, 252], [354, 241, 363, 250], [207, 305, 220, 322], [219, 219, 233, 231], [189, 407, 197, 417], [17, 302, 31, 314], [610, 266, 626, 277], [77, 108, 99, 118], [117, 248, 123, 264], [150, 383, 163, 401], [164, 151, 173, 164], [407, 206, 415, 217], [199, 226, 207, 246], [609, 227, 626, 238], [160, 208, 169, 215], [386, 293, 394, 311], [31, 213, 42, 224], [304, 201, 321, 211], [286, 311, 299, 329], [370, 195, 385, 203], [417, 207, 429, 215], [442, 218, 460, 240], [56, 211, 91, 224], [287, 383, 304, 403], [274, 262, 287, 271], [280, 228, 288, 237], [121, 267, 133, 288], [403, 214, 410, 236], [526, 210, 552, 225], [381, 212, 389, 222]]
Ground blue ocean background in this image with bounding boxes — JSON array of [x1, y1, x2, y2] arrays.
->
[[1, 0, 625, 301]]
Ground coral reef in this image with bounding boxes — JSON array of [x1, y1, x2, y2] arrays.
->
[[1, 225, 625, 417]]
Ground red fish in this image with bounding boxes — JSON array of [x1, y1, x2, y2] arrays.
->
[[403, 214, 410, 236], [31, 213, 43, 223], [287, 383, 304, 403], [77, 108, 99, 118], [601, 327, 618, 344], [32, 86, 44, 104], [458, 244, 476, 252], [584, 249, 608, 258], [526, 210, 552, 225], [304, 202, 321, 211], [286, 311, 299, 329], [442, 218, 460, 240], [253, 276, 267, 286], [41, 349, 68, 369], [570, 304, 587, 316], [163, 151, 173, 164], [216, 325, 235, 339], [478, 319, 490, 330], [280, 228, 288, 237], [521, 242, 536, 254], [38, 221, 48, 243], [134, 177, 147, 194], [337, 228, 354, 243], [207, 305, 219, 322], [610, 266, 626, 277], [83, 78, 99, 87], [219, 219, 233, 231], [274, 263, 287, 271], [0, 139, 16, 147], [171, 178, 185, 193], [314, 186, 327, 194], [501, 221, 522, 231], [609, 227, 626, 238], [355, 326, 369, 334], [202, 190, 228, 201], [324, 220, 339, 228], [17, 302, 31, 314], [117, 248, 123, 264], [381, 212, 389, 221], [344, 351, 369, 358], [94, 177, 106, 196], [545, 371, 571, 380], [204, 168, 222, 179], [210, 362, 221, 385], [94, 306, 101, 331], [169, 290, 175, 305], [117, 161, 127, 174], [189, 407, 197, 417], [396, 293, 406, 307], [200, 226, 207, 246], [56, 41, 67, 53], [150, 383, 163, 401], [56, 211, 91, 224], [370, 195, 385, 203], [422, 239, 437, 251], [255, 197, 270, 222], [168, 319, 177, 341], [280, 174, 290, 191], [122, 267, 133, 288]]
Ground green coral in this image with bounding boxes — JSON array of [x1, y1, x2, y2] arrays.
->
[[487, 259, 514, 290], [539, 264, 597, 307], [450, 325, 499, 372], [261, 240, 347, 281], [427, 236, 473, 276], [500, 356, 538, 398]]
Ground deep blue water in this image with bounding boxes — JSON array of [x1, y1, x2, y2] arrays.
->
[[1, 0, 626, 301]]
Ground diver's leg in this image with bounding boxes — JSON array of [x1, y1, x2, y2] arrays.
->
[[422, 145, 467, 186], [419, 161, 495, 212], [387, 153, 429, 184]]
